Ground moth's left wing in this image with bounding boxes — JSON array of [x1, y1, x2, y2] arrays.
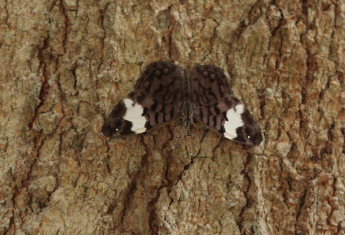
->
[[102, 61, 184, 137], [190, 64, 262, 146]]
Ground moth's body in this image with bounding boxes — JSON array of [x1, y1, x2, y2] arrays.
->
[[101, 61, 262, 146]]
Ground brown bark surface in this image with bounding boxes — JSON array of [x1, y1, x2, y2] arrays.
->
[[1, 0, 345, 234]]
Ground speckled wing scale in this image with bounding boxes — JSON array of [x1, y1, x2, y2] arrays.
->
[[102, 61, 263, 146], [101, 61, 183, 137]]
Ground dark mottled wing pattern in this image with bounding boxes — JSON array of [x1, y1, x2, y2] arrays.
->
[[102, 60, 262, 147], [101, 61, 183, 137], [189, 64, 262, 146]]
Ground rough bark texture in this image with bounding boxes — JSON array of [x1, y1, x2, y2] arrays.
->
[[1, 0, 345, 234]]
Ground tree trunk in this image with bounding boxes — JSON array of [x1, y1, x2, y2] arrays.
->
[[1, 0, 345, 234]]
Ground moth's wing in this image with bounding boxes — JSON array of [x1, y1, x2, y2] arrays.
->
[[190, 64, 262, 146], [101, 61, 183, 137], [131, 61, 184, 130]]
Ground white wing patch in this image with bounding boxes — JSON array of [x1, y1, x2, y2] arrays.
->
[[223, 104, 244, 140], [123, 98, 147, 134]]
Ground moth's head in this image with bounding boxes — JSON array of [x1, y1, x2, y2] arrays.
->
[[101, 102, 133, 137], [233, 110, 263, 146]]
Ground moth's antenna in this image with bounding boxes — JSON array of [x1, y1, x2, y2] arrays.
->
[[185, 134, 195, 157], [170, 114, 195, 156], [183, 67, 195, 156], [170, 129, 181, 150], [169, 117, 185, 150]]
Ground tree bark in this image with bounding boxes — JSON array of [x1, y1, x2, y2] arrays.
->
[[1, 0, 345, 234]]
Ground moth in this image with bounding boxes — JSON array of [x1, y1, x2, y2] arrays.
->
[[101, 61, 262, 146]]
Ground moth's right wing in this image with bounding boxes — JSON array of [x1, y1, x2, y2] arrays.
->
[[101, 61, 184, 137], [190, 64, 262, 146]]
